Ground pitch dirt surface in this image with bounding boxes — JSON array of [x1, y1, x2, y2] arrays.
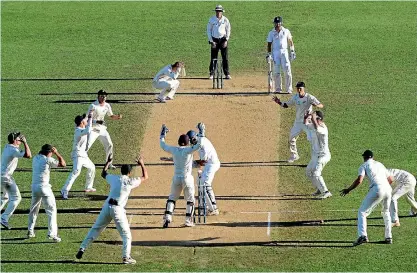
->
[[128, 75, 288, 246]]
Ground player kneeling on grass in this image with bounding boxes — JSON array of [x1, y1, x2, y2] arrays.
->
[[76, 154, 148, 265], [1, 132, 32, 230], [340, 150, 394, 246], [152, 62, 185, 103], [160, 124, 201, 228], [187, 122, 221, 215], [28, 144, 66, 242], [305, 111, 332, 199], [387, 168, 417, 227], [61, 111, 95, 199]]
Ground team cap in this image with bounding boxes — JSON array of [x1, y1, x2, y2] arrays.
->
[[362, 150, 374, 158]]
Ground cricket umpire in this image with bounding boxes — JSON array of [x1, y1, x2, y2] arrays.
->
[[207, 5, 231, 80]]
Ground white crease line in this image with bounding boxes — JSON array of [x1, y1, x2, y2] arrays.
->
[[267, 212, 271, 237], [241, 209, 412, 214]]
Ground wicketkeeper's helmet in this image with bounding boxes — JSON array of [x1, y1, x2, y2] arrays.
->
[[186, 130, 198, 145]]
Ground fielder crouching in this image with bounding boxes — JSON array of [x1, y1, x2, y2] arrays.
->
[[76, 154, 149, 264], [160, 124, 201, 228], [153, 62, 185, 103]]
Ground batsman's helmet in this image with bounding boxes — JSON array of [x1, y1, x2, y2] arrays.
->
[[8, 132, 21, 143], [273, 16, 283, 25], [186, 130, 198, 145], [178, 134, 190, 146]]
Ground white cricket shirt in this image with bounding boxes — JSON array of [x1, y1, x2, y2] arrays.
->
[[307, 123, 330, 157], [32, 154, 59, 187], [105, 174, 141, 208], [267, 27, 292, 52], [160, 138, 201, 176], [87, 100, 114, 125], [1, 144, 25, 177], [153, 64, 180, 82], [387, 168, 416, 186], [358, 159, 391, 189], [285, 93, 321, 123], [207, 15, 231, 42], [199, 137, 220, 164], [71, 122, 91, 158]]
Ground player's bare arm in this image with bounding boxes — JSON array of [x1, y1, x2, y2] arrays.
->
[[311, 112, 319, 129], [135, 155, 149, 182], [272, 96, 289, 108], [110, 114, 122, 120], [52, 147, 66, 167], [340, 175, 364, 196], [387, 175, 394, 185], [19, 135, 32, 158], [314, 103, 324, 108], [101, 154, 113, 179]]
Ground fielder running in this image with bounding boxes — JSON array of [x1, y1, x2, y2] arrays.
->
[[160, 124, 201, 228], [61, 112, 95, 199], [305, 111, 332, 199], [28, 144, 66, 242], [266, 16, 296, 94], [86, 90, 122, 169], [152, 62, 185, 103], [187, 123, 221, 215], [340, 150, 394, 246], [1, 132, 32, 229], [273, 81, 323, 162], [76, 154, 148, 265], [387, 168, 417, 227]]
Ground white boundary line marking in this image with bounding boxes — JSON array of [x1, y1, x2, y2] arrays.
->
[[267, 212, 271, 237]]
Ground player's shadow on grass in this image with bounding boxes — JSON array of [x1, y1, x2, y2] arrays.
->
[[0, 260, 122, 265]]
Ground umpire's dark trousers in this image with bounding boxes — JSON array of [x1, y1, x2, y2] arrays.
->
[[209, 37, 230, 76]]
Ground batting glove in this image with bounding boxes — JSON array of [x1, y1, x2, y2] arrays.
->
[[160, 124, 169, 138], [197, 122, 206, 137], [290, 50, 296, 61]]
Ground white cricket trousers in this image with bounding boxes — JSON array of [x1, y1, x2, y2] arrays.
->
[[152, 78, 180, 100], [28, 185, 58, 237], [273, 49, 292, 93], [1, 176, 22, 222], [289, 122, 310, 157], [165, 174, 195, 222], [357, 185, 392, 239], [306, 154, 331, 193], [390, 176, 417, 222], [80, 203, 132, 258], [200, 162, 220, 211], [62, 156, 95, 192], [87, 125, 113, 163]]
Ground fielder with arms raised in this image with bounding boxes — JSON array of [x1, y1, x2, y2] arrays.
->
[[305, 111, 332, 199], [187, 123, 221, 215], [273, 81, 323, 162], [1, 132, 32, 229], [340, 150, 394, 246], [160, 124, 201, 228], [76, 154, 148, 265]]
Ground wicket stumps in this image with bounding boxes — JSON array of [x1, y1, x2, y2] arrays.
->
[[212, 58, 223, 89], [194, 175, 207, 224]]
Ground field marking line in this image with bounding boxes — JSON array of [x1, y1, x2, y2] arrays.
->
[[267, 212, 271, 237], [241, 209, 412, 214]]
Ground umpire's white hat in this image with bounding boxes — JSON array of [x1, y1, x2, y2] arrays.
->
[[214, 5, 224, 12]]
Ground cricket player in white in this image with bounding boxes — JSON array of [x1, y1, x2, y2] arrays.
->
[[61, 112, 95, 199], [1, 132, 32, 229], [266, 16, 296, 94], [86, 90, 122, 169], [387, 168, 417, 227], [76, 154, 148, 265], [160, 124, 201, 228], [340, 150, 394, 246], [273, 82, 323, 162], [187, 123, 221, 215], [28, 144, 66, 242], [305, 111, 332, 199], [152, 62, 184, 103]]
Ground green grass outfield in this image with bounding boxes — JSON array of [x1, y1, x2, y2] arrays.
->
[[1, 1, 416, 271]]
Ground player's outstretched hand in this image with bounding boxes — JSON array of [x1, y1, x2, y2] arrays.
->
[[197, 122, 206, 137], [160, 124, 169, 138], [340, 189, 350, 197], [18, 135, 27, 143], [135, 154, 144, 165], [272, 96, 281, 104]]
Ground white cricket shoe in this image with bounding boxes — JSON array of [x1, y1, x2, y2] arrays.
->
[[162, 216, 171, 228], [60, 190, 69, 200], [27, 230, 35, 238], [209, 75, 214, 80], [287, 154, 300, 163], [156, 98, 166, 103], [225, 75, 232, 80], [184, 218, 195, 227], [318, 191, 332, 199], [123, 257, 137, 264], [311, 190, 321, 196], [409, 209, 417, 216], [48, 235, 62, 243], [207, 209, 219, 216]]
